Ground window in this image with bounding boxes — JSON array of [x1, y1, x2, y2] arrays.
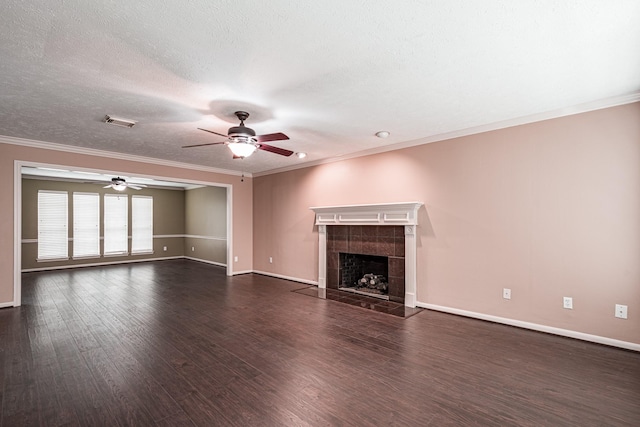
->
[[104, 194, 128, 255], [37, 190, 68, 260], [73, 192, 100, 258], [131, 196, 153, 254]]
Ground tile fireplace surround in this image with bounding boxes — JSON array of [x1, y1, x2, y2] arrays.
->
[[330, 226, 404, 301], [310, 202, 423, 308]]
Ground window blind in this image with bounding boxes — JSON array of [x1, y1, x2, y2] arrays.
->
[[37, 190, 68, 260], [104, 194, 128, 255], [73, 192, 100, 258], [131, 196, 153, 254]]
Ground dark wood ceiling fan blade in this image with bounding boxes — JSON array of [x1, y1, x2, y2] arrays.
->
[[197, 128, 229, 138], [198, 128, 229, 138], [258, 144, 294, 157], [255, 132, 289, 143], [182, 141, 226, 148]]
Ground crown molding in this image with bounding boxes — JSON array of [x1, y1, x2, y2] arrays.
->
[[2, 92, 638, 180], [254, 92, 640, 177], [0, 135, 250, 178]]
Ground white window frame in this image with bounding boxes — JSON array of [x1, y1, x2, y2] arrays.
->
[[37, 190, 69, 261], [72, 192, 100, 259], [103, 193, 128, 256], [131, 195, 153, 254]]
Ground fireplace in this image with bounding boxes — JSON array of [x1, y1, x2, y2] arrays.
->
[[339, 253, 389, 298], [310, 202, 423, 307], [326, 225, 405, 302]]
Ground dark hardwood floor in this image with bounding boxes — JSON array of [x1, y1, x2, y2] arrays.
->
[[1, 260, 638, 426]]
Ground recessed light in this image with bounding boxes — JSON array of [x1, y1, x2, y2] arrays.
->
[[296, 152, 307, 159], [375, 131, 390, 138]]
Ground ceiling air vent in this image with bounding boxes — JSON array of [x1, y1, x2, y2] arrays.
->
[[104, 115, 137, 128]]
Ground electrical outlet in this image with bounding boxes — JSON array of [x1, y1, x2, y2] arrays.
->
[[563, 297, 573, 309], [269, 257, 273, 264], [191, 246, 195, 252], [615, 304, 628, 319], [163, 246, 167, 251], [234, 256, 238, 262], [503, 288, 511, 300]]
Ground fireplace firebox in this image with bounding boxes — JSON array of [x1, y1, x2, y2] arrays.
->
[[339, 253, 389, 299]]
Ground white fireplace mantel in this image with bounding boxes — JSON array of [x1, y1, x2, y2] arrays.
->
[[310, 202, 424, 307], [310, 202, 423, 226]]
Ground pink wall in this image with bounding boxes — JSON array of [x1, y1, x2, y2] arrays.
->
[[253, 103, 640, 344], [0, 143, 253, 304]]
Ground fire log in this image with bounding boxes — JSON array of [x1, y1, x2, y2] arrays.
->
[[358, 273, 388, 291]]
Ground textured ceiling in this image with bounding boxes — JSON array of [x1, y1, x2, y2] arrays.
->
[[1, 1, 639, 176]]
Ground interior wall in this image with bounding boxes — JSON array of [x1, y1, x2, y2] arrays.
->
[[184, 186, 227, 264], [0, 141, 253, 305], [21, 178, 186, 270], [253, 102, 640, 344]]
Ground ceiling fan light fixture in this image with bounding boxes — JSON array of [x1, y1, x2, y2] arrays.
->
[[228, 142, 257, 158], [113, 183, 127, 191]]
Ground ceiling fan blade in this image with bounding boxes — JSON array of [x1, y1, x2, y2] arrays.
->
[[197, 128, 229, 138], [128, 185, 143, 190], [182, 141, 226, 148], [255, 132, 289, 143], [258, 144, 294, 157], [103, 185, 111, 188]]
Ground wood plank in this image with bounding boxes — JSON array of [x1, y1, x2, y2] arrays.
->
[[1, 260, 637, 426]]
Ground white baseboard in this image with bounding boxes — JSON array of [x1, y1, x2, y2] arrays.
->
[[252, 270, 318, 286], [0, 301, 15, 308], [21, 256, 184, 272], [417, 302, 640, 352], [183, 256, 226, 268]]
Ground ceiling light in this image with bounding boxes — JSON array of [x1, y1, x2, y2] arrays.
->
[[296, 152, 307, 159], [113, 183, 127, 191], [227, 142, 257, 158], [104, 115, 137, 128], [375, 131, 390, 138]]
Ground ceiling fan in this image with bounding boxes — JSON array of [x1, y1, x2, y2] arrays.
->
[[183, 111, 293, 158], [104, 177, 146, 191]]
